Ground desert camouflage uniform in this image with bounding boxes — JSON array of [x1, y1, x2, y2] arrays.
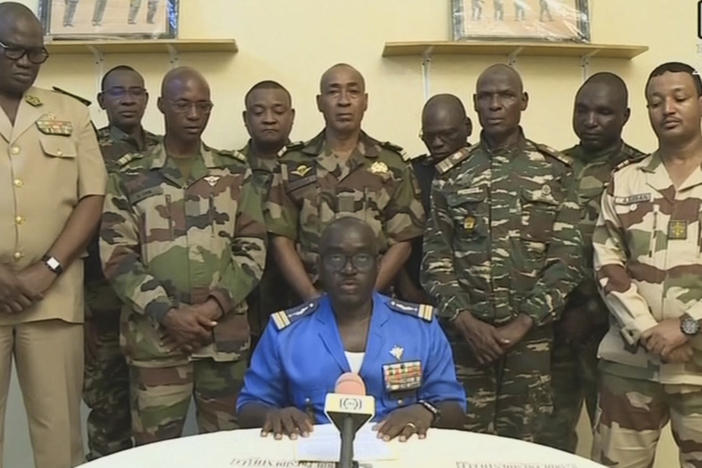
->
[[537, 141, 645, 452], [592, 151, 702, 467], [100, 142, 266, 444], [421, 132, 584, 441], [239, 141, 293, 338], [83, 125, 160, 459], [265, 130, 425, 290]]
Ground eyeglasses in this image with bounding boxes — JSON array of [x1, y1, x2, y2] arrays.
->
[[167, 99, 214, 114], [104, 87, 147, 99], [419, 129, 460, 143], [0, 40, 49, 64], [322, 252, 375, 272]]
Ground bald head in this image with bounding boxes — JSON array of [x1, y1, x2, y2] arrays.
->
[[0, 2, 45, 96], [161, 66, 209, 99], [320, 63, 365, 93], [423, 94, 467, 122], [421, 94, 472, 159], [578, 72, 628, 108], [0, 2, 41, 33], [320, 217, 377, 256], [476, 64, 524, 94], [473, 64, 528, 144], [317, 63, 368, 135], [157, 66, 212, 143]]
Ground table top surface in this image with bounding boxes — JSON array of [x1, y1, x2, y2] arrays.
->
[[80, 425, 604, 468]]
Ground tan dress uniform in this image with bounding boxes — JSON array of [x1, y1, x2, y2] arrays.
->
[[0, 87, 107, 467]]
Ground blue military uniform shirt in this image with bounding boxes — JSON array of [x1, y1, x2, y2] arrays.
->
[[237, 292, 466, 423]]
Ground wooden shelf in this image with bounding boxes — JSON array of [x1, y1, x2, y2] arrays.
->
[[382, 40, 648, 59], [44, 38, 237, 55]]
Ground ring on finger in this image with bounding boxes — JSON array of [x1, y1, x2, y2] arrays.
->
[[404, 422, 417, 431]]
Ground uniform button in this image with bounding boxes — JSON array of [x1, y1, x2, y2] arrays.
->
[[13, 179, 22, 187], [12, 251, 22, 261], [10, 146, 20, 155], [56, 150, 63, 156], [15, 216, 24, 225]]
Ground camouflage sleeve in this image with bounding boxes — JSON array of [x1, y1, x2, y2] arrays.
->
[[518, 169, 585, 325], [100, 172, 175, 323], [593, 176, 657, 344], [385, 163, 425, 244], [420, 181, 473, 320], [209, 169, 267, 313], [264, 162, 299, 240]]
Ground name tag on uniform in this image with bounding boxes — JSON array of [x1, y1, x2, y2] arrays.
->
[[614, 193, 651, 205], [36, 119, 73, 136], [669, 220, 688, 240], [382, 360, 422, 393]]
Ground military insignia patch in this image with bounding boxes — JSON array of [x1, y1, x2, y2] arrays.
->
[[204, 175, 220, 187], [382, 360, 422, 392], [24, 95, 42, 107], [541, 185, 551, 196], [291, 164, 312, 177], [668, 220, 688, 240], [370, 161, 389, 175], [463, 215, 476, 231], [36, 119, 73, 136], [390, 345, 404, 361]]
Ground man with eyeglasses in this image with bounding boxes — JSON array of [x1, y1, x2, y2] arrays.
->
[[266, 63, 425, 305], [100, 66, 266, 444], [238, 217, 465, 441], [0, 3, 107, 466], [82, 65, 160, 460]]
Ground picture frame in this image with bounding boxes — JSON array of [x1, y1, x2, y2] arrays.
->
[[452, 0, 590, 42], [38, 0, 179, 40]]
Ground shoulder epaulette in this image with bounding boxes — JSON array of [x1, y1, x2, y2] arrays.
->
[[116, 151, 144, 167], [614, 152, 648, 173], [387, 298, 433, 322], [278, 141, 305, 158], [532, 141, 573, 167], [218, 148, 246, 162], [52, 86, 91, 107], [435, 146, 477, 175], [379, 140, 407, 159], [270, 298, 320, 330]]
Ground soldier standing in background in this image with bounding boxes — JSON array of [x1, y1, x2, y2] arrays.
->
[[83, 65, 160, 460], [100, 67, 266, 444], [422, 64, 584, 441], [240, 80, 295, 341], [266, 63, 425, 303], [592, 61, 702, 468], [128, 0, 160, 25], [536, 72, 645, 453], [397, 94, 472, 304]]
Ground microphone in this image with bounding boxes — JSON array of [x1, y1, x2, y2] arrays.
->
[[324, 373, 376, 468]]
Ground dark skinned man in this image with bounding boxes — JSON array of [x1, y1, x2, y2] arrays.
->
[[398, 93, 472, 304], [83, 65, 160, 460], [536, 73, 645, 453], [592, 62, 702, 468], [100, 67, 266, 444], [0, 3, 106, 466], [266, 63, 425, 303], [238, 217, 465, 441], [422, 63, 584, 441], [241, 80, 296, 338]]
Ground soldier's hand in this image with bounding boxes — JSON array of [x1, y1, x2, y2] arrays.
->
[[191, 298, 223, 321], [453, 311, 507, 365], [641, 319, 688, 357], [260, 407, 314, 440], [0, 263, 41, 314], [496, 314, 534, 351], [662, 343, 694, 364], [161, 307, 216, 352], [374, 404, 433, 442]]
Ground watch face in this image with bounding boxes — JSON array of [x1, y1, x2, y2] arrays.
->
[[47, 258, 59, 269], [681, 317, 700, 335]]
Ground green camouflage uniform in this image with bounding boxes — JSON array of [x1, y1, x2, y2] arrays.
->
[[537, 141, 645, 453], [84, 125, 160, 460], [100, 142, 266, 444], [421, 132, 584, 441], [239, 141, 294, 337], [265, 130, 425, 289], [592, 151, 702, 467]]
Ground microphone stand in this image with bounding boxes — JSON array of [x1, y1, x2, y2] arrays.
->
[[337, 415, 358, 468]]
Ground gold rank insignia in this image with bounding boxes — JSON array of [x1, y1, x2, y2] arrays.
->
[[463, 215, 476, 231], [36, 118, 73, 136], [390, 345, 404, 361], [24, 95, 42, 107], [291, 164, 312, 177], [204, 175, 220, 187], [668, 220, 688, 240], [382, 360, 422, 392], [541, 184, 551, 196], [370, 161, 389, 174]]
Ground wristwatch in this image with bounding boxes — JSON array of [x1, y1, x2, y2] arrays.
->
[[41, 255, 64, 275], [417, 400, 440, 424], [680, 313, 700, 336]]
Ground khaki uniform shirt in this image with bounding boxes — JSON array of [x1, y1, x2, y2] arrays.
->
[[0, 87, 107, 325]]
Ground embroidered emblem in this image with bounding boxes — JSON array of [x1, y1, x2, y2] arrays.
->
[[204, 175, 220, 187], [24, 95, 42, 107], [463, 215, 476, 231], [291, 164, 312, 177], [390, 345, 404, 361], [370, 161, 389, 175], [669, 220, 688, 240], [541, 185, 551, 196]]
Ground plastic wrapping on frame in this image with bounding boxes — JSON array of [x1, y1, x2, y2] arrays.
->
[[452, 0, 590, 42], [39, 0, 179, 40]]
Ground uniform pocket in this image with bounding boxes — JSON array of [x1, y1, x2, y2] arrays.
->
[[447, 186, 487, 240], [39, 135, 77, 158], [520, 187, 560, 242]]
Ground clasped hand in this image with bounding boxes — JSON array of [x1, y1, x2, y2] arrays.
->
[[161, 299, 222, 353], [0, 263, 54, 314], [453, 311, 533, 365], [641, 318, 692, 363]]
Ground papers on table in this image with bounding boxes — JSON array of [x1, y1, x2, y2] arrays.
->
[[295, 424, 396, 463]]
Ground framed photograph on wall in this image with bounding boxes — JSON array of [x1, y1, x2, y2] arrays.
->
[[452, 0, 590, 42], [39, 0, 179, 39]]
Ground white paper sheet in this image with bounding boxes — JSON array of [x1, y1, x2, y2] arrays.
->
[[295, 424, 395, 462]]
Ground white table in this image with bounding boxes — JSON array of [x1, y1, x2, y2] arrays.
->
[[79, 424, 604, 468]]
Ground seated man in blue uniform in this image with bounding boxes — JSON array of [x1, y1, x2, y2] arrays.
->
[[237, 217, 466, 441]]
